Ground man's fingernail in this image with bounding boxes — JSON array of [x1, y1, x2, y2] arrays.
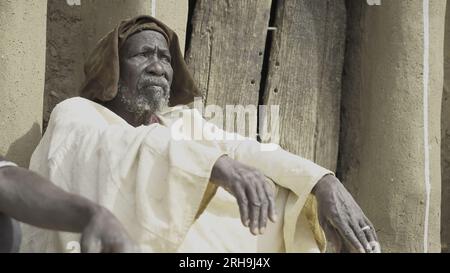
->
[[369, 241, 381, 253], [252, 227, 259, 235], [245, 220, 250, 227], [260, 227, 266, 234]]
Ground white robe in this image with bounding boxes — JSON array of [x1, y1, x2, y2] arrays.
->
[[21, 97, 331, 253]]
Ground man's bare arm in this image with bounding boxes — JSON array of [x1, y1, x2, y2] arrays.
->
[[0, 164, 138, 252]]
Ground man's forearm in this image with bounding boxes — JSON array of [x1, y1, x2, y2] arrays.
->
[[0, 166, 98, 233]]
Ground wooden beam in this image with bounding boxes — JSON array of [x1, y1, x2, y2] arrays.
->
[[186, 0, 272, 139], [261, 0, 346, 171]]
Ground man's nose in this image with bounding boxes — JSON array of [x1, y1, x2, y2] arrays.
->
[[144, 59, 165, 77]]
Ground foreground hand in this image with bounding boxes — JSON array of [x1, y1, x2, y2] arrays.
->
[[211, 156, 277, 235], [312, 175, 380, 253], [80, 208, 139, 253]]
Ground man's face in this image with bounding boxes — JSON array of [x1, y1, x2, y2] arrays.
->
[[118, 30, 173, 115]]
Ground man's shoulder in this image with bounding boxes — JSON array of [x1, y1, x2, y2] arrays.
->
[[48, 97, 107, 127], [54, 97, 97, 111]]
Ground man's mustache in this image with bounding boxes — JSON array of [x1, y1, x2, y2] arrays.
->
[[137, 75, 169, 89]]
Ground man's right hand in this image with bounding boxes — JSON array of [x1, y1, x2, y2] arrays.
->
[[81, 207, 139, 253], [210, 156, 277, 235]]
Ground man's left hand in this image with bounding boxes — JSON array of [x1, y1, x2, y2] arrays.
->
[[312, 175, 381, 253]]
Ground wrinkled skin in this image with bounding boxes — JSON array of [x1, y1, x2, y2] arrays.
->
[[0, 164, 138, 253], [105, 30, 173, 127], [211, 156, 381, 253], [81, 207, 139, 253], [109, 31, 381, 253], [210, 156, 277, 235], [312, 175, 380, 253]]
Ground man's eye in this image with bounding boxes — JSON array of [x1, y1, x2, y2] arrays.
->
[[134, 52, 146, 57], [162, 55, 171, 62]]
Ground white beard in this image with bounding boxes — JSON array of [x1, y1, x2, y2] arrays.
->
[[117, 80, 170, 116]]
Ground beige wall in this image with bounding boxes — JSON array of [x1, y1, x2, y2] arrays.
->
[[0, 0, 48, 167], [0, 0, 188, 163], [154, 0, 188, 54], [43, 0, 188, 128], [339, 0, 445, 252]]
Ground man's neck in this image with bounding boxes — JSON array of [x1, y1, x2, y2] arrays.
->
[[102, 100, 144, 127]]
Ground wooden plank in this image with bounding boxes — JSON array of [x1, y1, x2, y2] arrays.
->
[[186, 0, 272, 139], [261, 0, 346, 171]]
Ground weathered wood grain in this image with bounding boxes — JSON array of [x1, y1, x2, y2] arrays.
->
[[261, 0, 346, 171], [186, 0, 272, 139]]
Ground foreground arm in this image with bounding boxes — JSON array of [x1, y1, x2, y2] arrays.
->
[[0, 163, 137, 253]]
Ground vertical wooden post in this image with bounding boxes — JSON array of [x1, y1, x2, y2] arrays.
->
[[261, 0, 346, 172], [186, 0, 272, 139]]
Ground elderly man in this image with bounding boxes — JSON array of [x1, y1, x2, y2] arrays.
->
[[0, 155, 136, 253], [22, 16, 379, 253]]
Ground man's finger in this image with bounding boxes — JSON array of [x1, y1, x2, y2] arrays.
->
[[234, 186, 250, 227], [364, 216, 379, 241], [332, 220, 365, 253], [369, 241, 381, 253], [81, 236, 102, 253], [360, 219, 380, 253], [360, 221, 376, 243], [322, 223, 343, 253], [263, 180, 277, 223], [109, 240, 138, 253], [351, 222, 371, 253], [256, 185, 268, 234], [246, 186, 261, 235]]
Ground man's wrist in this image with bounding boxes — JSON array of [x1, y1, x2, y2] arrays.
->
[[210, 155, 231, 186], [69, 196, 103, 232], [85, 203, 104, 223], [312, 174, 338, 197]]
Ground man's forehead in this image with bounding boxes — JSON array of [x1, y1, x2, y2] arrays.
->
[[123, 30, 169, 50]]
